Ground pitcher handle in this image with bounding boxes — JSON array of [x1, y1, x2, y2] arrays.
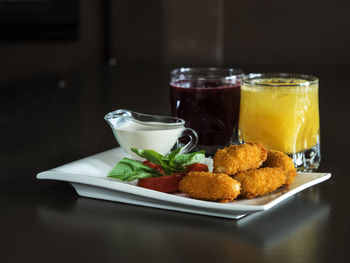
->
[[178, 128, 198, 154]]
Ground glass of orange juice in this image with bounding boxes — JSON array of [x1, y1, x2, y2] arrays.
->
[[238, 73, 320, 171]]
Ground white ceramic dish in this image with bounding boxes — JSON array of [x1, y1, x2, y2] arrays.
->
[[36, 147, 331, 219]]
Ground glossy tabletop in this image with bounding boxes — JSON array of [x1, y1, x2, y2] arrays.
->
[[1, 66, 348, 263]]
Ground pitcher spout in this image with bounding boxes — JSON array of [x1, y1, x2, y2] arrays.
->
[[104, 109, 132, 128]]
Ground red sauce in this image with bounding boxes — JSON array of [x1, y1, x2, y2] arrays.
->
[[137, 172, 186, 193]]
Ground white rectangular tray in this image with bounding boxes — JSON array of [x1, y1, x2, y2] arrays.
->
[[36, 148, 331, 219]]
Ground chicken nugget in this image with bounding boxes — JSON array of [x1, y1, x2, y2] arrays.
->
[[234, 167, 286, 199], [213, 142, 267, 175], [263, 150, 297, 186], [179, 172, 241, 201]]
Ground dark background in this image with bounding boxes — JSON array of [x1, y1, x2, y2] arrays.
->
[[1, 0, 348, 173], [1, 0, 349, 81], [1, 1, 349, 263]]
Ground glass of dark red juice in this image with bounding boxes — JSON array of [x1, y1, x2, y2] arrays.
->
[[170, 67, 243, 156]]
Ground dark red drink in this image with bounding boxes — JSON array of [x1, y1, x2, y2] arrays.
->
[[170, 75, 241, 156]]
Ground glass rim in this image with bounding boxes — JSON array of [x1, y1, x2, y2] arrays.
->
[[242, 72, 319, 87], [170, 67, 244, 78]]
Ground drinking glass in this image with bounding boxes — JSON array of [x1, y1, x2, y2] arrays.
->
[[238, 73, 320, 171], [170, 67, 243, 156]]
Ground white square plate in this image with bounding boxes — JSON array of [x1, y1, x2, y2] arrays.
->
[[36, 148, 331, 219]]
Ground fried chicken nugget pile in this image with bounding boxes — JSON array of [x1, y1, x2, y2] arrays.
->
[[213, 142, 267, 175], [179, 172, 241, 202], [263, 150, 297, 186], [179, 142, 297, 202], [234, 167, 286, 199]]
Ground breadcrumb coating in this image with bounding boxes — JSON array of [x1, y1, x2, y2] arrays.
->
[[213, 142, 267, 175], [263, 150, 297, 186], [234, 167, 286, 199], [179, 172, 241, 201]]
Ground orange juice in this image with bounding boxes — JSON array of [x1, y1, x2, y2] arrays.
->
[[239, 76, 319, 154]]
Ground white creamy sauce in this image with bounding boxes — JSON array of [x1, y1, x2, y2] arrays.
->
[[114, 121, 183, 158]]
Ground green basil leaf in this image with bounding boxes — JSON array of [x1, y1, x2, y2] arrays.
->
[[107, 158, 162, 181], [164, 147, 182, 166], [166, 165, 186, 173], [160, 163, 185, 175], [130, 148, 165, 166], [174, 150, 205, 168]]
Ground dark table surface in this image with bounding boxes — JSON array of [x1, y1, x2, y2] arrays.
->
[[1, 65, 348, 263]]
